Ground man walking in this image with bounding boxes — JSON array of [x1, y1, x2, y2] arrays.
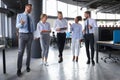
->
[[83, 11, 97, 66], [16, 4, 35, 76]]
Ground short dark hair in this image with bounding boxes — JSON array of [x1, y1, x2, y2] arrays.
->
[[58, 11, 62, 15], [25, 4, 32, 7], [76, 16, 82, 21], [85, 11, 91, 16]]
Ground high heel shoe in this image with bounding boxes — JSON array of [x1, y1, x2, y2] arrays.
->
[[58, 57, 63, 63], [73, 56, 75, 61]]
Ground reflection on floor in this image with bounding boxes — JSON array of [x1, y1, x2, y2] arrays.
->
[[0, 45, 120, 80]]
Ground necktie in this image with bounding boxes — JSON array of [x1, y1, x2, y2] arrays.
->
[[27, 14, 31, 33], [86, 19, 89, 34]]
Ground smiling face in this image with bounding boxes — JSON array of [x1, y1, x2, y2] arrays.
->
[[84, 11, 91, 19], [57, 12, 63, 20], [40, 14, 48, 23], [58, 13, 63, 20], [42, 16, 47, 23], [74, 17, 78, 23], [25, 4, 32, 14], [74, 16, 82, 23], [84, 13, 89, 19]]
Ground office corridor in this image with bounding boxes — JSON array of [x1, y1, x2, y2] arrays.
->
[[0, 45, 120, 80]]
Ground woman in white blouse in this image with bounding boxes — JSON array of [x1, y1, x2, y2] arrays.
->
[[70, 16, 83, 62], [37, 14, 51, 66], [54, 11, 68, 63]]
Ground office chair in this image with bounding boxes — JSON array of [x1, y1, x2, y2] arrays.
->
[[101, 47, 120, 63], [99, 29, 118, 63]]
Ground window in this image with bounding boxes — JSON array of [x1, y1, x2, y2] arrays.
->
[[42, 0, 86, 18], [0, 0, 12, 38], [43, 0, 57, 16], [57, 1, 67, 17]]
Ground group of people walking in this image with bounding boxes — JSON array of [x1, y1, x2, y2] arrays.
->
[[16, 4, 97, 77]]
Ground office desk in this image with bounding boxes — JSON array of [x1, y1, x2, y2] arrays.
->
[[0, 45, 6, 74], [96, 41, 120, 63]]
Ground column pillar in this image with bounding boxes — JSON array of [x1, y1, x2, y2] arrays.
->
[[29, 0, 42, 58]]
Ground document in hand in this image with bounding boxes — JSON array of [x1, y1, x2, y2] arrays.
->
[[60, 27, 67, 30]]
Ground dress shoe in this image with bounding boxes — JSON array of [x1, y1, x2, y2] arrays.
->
[[76, 56, 78, 62], [92, 60, 95, 66], [17, 70, 22, 77], [26, 67, 31, 72], [86, 60, 90, 64], [58, 57, 63, 63]]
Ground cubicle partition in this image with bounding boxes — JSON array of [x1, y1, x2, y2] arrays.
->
[[94, 27, 120, 50]]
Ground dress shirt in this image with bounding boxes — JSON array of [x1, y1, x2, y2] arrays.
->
[[54, 18, 68, 33], [16, 12, 35, 33], [84, 18, 97, 34], [37, 21, 51, 35], [70, 23, 83, 40]]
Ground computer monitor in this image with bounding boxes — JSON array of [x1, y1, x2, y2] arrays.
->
[[113, 30, 120, 44]]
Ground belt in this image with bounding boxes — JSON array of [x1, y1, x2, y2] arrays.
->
[[57, 32, 66, 34], [85, 33, 93, 35], [19, 33, 32, 34]]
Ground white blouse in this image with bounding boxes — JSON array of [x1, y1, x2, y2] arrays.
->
[[37, 21, 51, 35], [54, 18, 68, 33]]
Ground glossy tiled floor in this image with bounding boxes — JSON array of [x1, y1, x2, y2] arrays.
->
[[0, 45, 120, 80]]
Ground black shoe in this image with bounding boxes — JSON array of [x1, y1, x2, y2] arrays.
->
[[26, 67, 31, 72], [76, 56, 78, 62], [58, 57, 63, 63], [17, 70, 22, 77], [86, 60, 90, 64], [92, 60, 95, 66], [72, 56, 75, 62]]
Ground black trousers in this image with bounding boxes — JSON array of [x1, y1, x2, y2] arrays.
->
[[84, 34, 94, 61], [57, 33, 66, 57]]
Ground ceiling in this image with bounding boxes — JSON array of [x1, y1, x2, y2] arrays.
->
[[59, 0, 120, 14], [1, 0, 27, 13], [1, 0, 120, 17], [0, 0, 28, 17]]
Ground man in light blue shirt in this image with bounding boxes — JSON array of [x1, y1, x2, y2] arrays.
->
[[16, 9, 34, 33], [16, 4, 35, 77], [83, 11, 98, 66]]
